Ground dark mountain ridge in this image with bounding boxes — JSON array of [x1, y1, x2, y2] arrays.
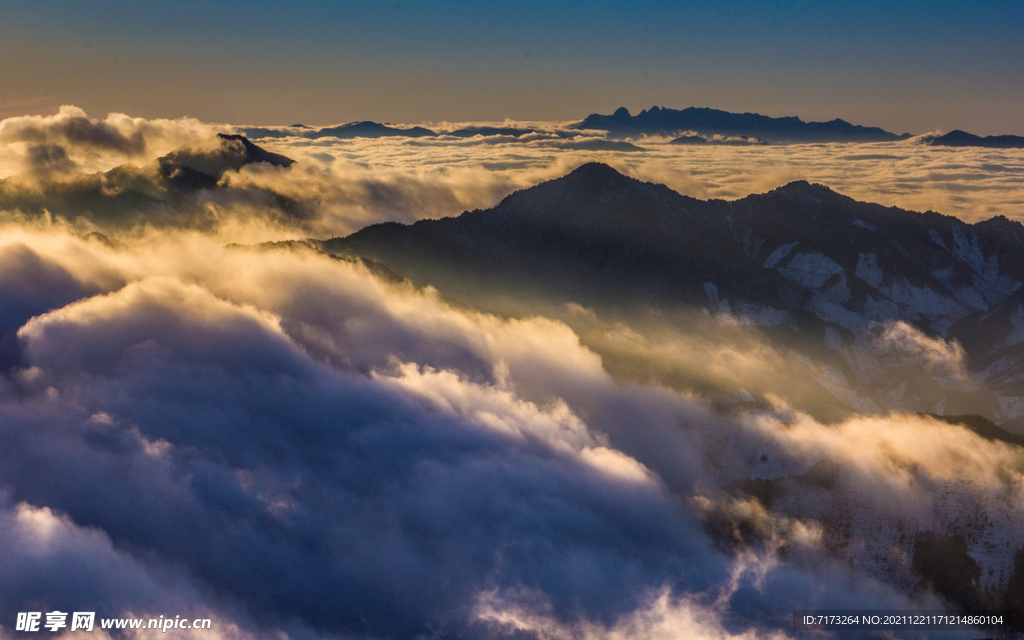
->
[[576, 106, 911, 143], [326, 162, 1024, 321], [309, 121, 437, 139], [242, 122, 438, 140], [324, 162, 1024, 423], [446, 126, 537, 138], [930, 129, 1024, 149]]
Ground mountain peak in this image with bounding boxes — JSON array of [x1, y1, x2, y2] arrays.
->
[[767, 180, 840, 202], [215, 134, 295, 168], [972, 214, 1024, 244], [542, 162, 657, 199], [492, 162, 681, 226], [564, 161, 629, 182], [931, 129, 1024, 149], [157, 134, 294, 187]]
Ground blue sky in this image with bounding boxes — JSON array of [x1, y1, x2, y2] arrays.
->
[[1, 0, 1022, 134]]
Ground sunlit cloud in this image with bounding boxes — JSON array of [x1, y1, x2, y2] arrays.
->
[[0, 106, 231, 177]]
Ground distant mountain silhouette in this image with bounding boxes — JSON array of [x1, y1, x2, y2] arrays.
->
[[240, 126, 308, 139], [239, 108, 912, 144], [551, 139, 646, 151], [323, 162, 1024, 423], [576, 106, 911, 142], [670, 135, 708, 145], [670, 134, 765, 146], [308, 121, 437, 139], [446, 126, 537, 138], [930, 130, 1024, 149], [243, 122, 438, 140]]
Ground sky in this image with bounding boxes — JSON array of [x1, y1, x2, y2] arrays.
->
[[1, 0, 1023, 135]]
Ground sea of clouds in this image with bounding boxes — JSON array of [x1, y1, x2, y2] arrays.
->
[[1, 107, 1023, 239], [0, 108, 1022, 639]]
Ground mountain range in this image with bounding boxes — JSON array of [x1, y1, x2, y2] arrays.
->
[[236, 108, 1024, 145], [323, 162, 1024, 426], [242, 122, 541, 140], [238, 106, 922, 143], [930, 129, 1024, 149], [574, 106, 912, 142], [242, 122, 438, 139]]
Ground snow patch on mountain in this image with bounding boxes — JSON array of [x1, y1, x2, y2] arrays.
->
[[932, 267, 954, 286], [928, 228, 947, 249], [952, 227, 985, 274], [763, 242, 798, 269], [808, 298, 866, 332], [855, 252, 883, 288], [953, 286, 988, 312], [778, 251, 845, 288], [880, 278, 966, 320], [979, 356, 1019, 382], [950, 227, 1021, 303]]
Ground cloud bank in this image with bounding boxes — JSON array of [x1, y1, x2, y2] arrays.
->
[[0, 106, 230, 177], [0, 224, 1018, 639], [1, 108, 1022, 241]]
